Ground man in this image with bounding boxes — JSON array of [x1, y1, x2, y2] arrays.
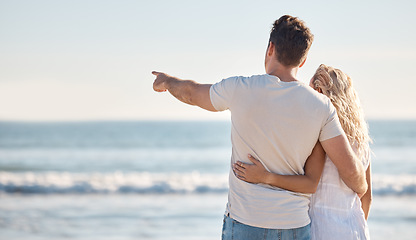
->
[[152, 15, 367, 239]]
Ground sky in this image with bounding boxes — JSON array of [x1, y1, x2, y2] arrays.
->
[[0, 0, 415, 121]]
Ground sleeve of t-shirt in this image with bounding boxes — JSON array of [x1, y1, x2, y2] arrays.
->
[[319, 102, 344, 141], [209, 76, 239, 111]]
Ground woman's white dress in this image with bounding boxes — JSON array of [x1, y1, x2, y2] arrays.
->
[[309, 145, 371, 240]]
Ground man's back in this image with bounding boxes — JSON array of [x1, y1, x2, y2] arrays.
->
[[210, 74, 343, 229]]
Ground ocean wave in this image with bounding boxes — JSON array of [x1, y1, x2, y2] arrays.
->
[[0, 171, 229, 194], [1, 171, 415, 196], [372, 174, 416, 196]]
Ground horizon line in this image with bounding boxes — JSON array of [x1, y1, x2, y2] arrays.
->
[[0, 118, 415, 123]]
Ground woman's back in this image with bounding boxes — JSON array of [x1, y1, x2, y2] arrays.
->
[[309, 145, 370, 240]]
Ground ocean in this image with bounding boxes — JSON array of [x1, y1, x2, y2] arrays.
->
[[0, 120, 415, 239]]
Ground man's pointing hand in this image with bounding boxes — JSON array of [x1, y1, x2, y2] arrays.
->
[[152, 71, 170, 92]]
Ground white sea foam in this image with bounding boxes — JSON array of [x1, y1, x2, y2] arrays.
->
[[1, 171, 415, 195], [0, 171, 229, 194], [372, 174, 416, 196]]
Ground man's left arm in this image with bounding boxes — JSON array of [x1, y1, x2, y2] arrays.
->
[[152, 71, 217, 112]]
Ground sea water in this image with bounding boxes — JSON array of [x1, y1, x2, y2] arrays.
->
[[0, 121, 415, 239]]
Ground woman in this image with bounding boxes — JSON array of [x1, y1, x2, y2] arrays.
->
[[233, 64, 372, 239]]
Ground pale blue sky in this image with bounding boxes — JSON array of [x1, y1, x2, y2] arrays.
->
[[1, 0, 415, 121]]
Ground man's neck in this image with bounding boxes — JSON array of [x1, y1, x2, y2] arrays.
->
[[266, 63, 299, 83]]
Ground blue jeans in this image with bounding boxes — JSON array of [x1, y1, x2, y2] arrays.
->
[[221, 215, 311, 240]]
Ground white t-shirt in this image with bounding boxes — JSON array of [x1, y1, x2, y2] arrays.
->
[[210, 74, 344, 229]]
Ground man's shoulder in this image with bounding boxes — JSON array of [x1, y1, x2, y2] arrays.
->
[[297, 83, 331, 105], [221, 74, 271, 82], [216, 74, 273, 90], [288, 83, 336, 119]]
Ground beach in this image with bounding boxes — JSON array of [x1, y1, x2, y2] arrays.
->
[[0, 120, 415, 239], [1, 194, 416, 240]]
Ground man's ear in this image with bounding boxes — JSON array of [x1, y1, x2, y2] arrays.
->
[[267, 42, 274, 57], [299, 58, 307, 68]]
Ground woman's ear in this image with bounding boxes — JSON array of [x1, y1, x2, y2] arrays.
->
[[317, 87, 323, 93]]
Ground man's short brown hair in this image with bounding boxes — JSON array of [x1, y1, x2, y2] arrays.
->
[[269, 15, 314, 67]]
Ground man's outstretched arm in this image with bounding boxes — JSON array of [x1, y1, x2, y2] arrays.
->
[[152, 71, 217, 112], [320, 134, 368, 195]]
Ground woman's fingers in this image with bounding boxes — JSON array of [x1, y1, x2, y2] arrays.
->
[[236, 161, 246, 168], [236, 174, 246, 180], [247, 154, 260, 165], [234, 163, 250, 181], [233, 166, 246, 180], [233, 163, 245, 175]]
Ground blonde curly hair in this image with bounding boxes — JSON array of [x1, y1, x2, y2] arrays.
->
[[311, 64, 371, 159]]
